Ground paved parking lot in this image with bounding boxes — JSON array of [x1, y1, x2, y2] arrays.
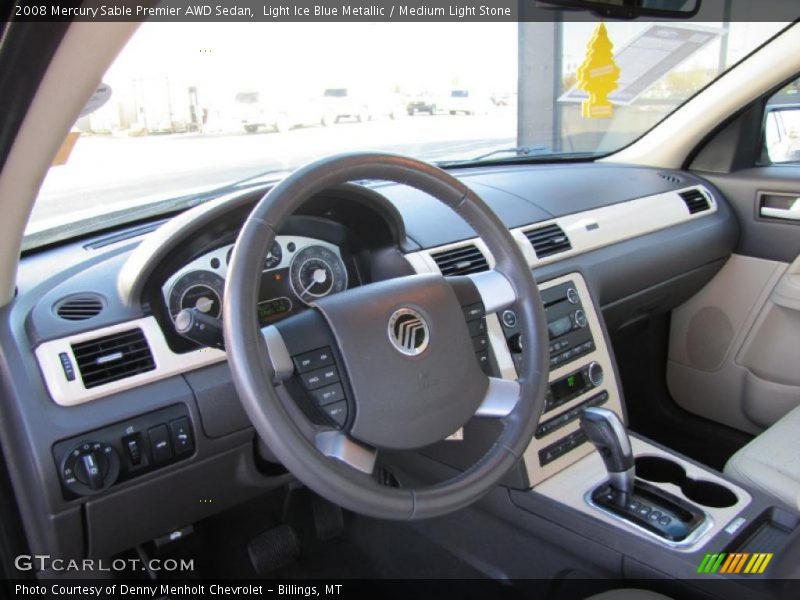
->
[[30, 112, 516, 230]]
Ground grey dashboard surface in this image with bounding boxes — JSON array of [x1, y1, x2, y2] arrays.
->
[[376, 163, 692, 248]]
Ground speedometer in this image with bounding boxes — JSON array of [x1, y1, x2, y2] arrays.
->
[[168, 270, 225, 321], [289, 245, 348, 305]]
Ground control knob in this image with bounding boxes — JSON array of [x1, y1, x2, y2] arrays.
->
[[588, 361, 604, 387], [61, 441, 120, 496]]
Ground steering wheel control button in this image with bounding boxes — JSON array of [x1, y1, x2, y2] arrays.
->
[[169, 418, 194, 455], [467, 318, 487, 337], [293, 347, 334, 373], [148, 425, 173, 464], [501, 310, 518, 328], [463, 303, 485, 321], [310, 383, 345, 407], [58, 352, 76, 381], [300, 365, 339, 391], [322, 401, 348, 427], [472, 334, 490, 353], [476, 350, 490, 374]]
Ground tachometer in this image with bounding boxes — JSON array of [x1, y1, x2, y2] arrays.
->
[[289, 245, 348, 305], [168, 270, 225, 321]]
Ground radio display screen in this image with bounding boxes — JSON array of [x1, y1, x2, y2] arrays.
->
[[551, 371, 586, 401], [547, 314, 572, 339]]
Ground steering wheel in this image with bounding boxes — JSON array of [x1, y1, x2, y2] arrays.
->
[[223, 153, 549, 519]]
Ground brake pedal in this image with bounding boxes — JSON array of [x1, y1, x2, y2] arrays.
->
[[311, 494, 344, 541], [247, 524, 300, 575]]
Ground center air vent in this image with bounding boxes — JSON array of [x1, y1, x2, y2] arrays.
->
[[71, 328, 155, 389], [55, 294, 104, 321], [430, 244, 489, 276], [525, 223, 572, 259], [679, 189, 711, 214]]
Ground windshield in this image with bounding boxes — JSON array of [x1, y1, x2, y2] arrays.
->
[[26, 20, 790, 249]]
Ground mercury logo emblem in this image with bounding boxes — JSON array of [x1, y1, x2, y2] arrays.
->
[[388, 308, 429, 356]]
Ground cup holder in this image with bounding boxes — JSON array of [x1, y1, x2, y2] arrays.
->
[[635, 456, 738, 509]]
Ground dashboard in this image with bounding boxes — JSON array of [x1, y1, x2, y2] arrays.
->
[[4, 162, 739, 561]]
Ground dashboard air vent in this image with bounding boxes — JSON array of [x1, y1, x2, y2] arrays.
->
[[71, 328, 155, 389], [679, 189, 711, 214], [54, 294, 105, 321], [430, 244, 489, 276], [525, 223, 572, 259]]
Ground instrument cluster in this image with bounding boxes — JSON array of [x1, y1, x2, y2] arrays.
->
[[161, 235, 350, 329]]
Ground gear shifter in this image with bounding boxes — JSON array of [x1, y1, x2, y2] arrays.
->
[[580, 407, 634, 502]]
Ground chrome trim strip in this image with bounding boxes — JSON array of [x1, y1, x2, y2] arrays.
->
[[467, 270, 516, 314], [315, 431, 377, 475], [261, 325, 294, 382], [475, 377, 521, 417]]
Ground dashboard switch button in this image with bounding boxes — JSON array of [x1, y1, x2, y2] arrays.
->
[[148, 425, 173, 464], [123, 434, 143, 466], [59, 352, 76, 382], [169, 418, 194, 455]]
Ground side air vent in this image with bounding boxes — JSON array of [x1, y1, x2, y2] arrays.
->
[[54, 294, 105, 321], [524, 223, 572, 259], [430, 244, 489, 276], [679, 188, 711, 214], [71, 328, 155, 389]]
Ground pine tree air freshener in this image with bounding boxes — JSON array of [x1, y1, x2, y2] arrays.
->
[[577, 23, 621, 119]]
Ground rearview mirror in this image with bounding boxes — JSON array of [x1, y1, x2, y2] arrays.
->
[[537, 0, 701, 19]]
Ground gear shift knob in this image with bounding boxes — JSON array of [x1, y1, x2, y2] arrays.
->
[[580, 407, 634, 497]]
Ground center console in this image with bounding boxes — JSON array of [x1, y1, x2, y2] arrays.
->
[[493, 273, 626, 486]]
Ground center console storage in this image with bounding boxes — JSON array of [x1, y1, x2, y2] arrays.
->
[[636, 456, 738, 509]]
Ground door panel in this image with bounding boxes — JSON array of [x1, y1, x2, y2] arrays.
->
[[667, 254, 788, 434], [704, 167, 800, 263], [668, 165, 800, 434]]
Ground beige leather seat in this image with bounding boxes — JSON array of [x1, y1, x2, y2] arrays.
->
[[725, 404, 800, 509]]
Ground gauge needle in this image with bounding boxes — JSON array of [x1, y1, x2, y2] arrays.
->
[[300, 268, 327, 297]]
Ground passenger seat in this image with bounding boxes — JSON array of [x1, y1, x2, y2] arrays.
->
[[725, 404, 800, 509]]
